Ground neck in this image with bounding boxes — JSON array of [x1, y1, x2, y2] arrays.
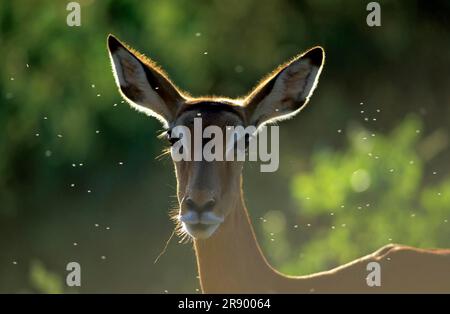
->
[[193, 180, 303, 293], [188, 181, 450, 293]]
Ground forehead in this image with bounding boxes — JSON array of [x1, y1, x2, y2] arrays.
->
[[174, 101, 245, 128]]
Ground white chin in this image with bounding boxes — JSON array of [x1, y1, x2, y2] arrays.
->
[[182, 222, 221, 239]]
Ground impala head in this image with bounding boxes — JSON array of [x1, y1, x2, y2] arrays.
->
[[107, 35, 324, 240]]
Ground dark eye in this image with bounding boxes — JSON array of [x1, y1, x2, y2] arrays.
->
[[166, 132, 179, 146]]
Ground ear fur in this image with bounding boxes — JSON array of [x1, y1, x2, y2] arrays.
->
[[245, 47, 325, 127], [107, 34, 185, 126]]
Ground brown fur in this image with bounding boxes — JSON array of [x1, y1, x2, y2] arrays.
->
[[107, 34, 450, 293], [195, 179, 450, 293]]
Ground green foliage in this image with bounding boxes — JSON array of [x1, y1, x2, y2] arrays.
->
[[276, 117, 450, 275], [30, 260, 63, 294], [0, 1, 449, 292]]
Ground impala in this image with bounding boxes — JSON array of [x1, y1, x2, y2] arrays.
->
[[107, 34, 450, 293]]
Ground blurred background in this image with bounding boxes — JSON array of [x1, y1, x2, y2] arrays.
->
[[0, 0, 449, 293]]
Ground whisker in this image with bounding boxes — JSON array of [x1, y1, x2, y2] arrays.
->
[[155, 148, 171, 161], [157, 129, 169, 139], [153, 227, 176, 264]]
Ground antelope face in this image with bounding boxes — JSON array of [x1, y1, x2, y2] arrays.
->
[[107, 34, 324, 240], [170, 103, 246, 239]]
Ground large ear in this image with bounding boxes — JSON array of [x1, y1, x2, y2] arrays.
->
[[244, 47, 324, 127], [107, 34, 185, 127]]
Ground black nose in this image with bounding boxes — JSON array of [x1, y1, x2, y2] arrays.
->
[[184, 198, 216, 213]]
